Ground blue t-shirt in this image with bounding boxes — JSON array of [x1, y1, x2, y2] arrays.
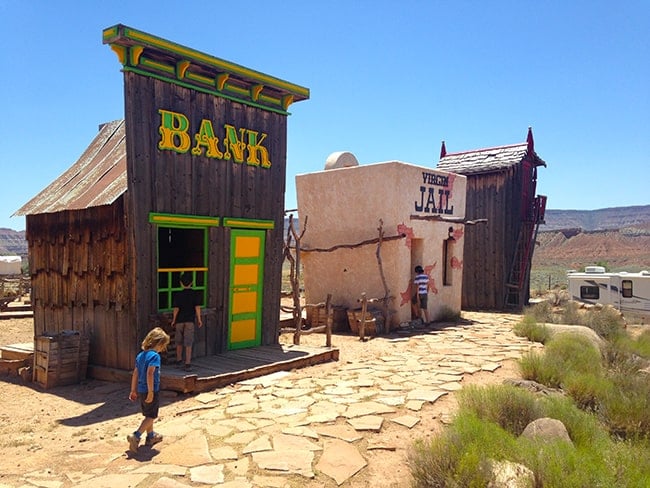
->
[[135, 349, 162, 393]]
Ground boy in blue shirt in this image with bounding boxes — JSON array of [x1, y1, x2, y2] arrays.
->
[[127, 327, 170, 452]]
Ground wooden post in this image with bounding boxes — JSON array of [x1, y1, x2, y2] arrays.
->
[[359, 292, 368, 342], [325, 293, 332, 348]]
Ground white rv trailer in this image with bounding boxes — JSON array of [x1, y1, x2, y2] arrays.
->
[[567, 266, 650, 317]]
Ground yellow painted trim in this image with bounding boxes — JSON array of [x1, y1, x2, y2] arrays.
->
[[216, 73, 229, 91], [104, 25, 309, 97], [186, 71, 214, 85], [176, 60, 190, 79], [223, 218, 274, 229], [251, 84, 264, 101], [282, 95, 294, 110], [110, 44, 126, 65], [141, 57, 175, 74], [130, 45, 144, 66]]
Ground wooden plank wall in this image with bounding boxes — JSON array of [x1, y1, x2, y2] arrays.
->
[[27, 198, 135, 370], [123, 72, 286, 355], [461, 166, 524, 310]]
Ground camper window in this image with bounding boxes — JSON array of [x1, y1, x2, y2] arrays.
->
[[580, 286, 599, 300], [622, 280, 633, 298]]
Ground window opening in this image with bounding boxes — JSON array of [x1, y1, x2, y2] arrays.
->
[[580, 286, 599, 300], [156, 226, 208, 311], [443, 227, 455, 286], [622, 280, 633, 298]]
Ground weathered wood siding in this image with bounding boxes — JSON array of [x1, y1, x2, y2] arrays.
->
[[26, 197, 134, 370], [461, 166, 524, 310], [123, 72, 286, 357]]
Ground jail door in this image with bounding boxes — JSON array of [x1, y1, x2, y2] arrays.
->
[[228, 229, 265, 350]]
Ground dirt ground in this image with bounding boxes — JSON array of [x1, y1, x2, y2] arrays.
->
[[0, 312, 521, 487]]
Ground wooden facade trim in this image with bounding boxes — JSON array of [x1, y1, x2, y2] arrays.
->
[[103, 24, 309, 114]]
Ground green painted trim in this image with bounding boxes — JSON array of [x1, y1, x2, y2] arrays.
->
[[149, 212, 220, 227], [103, 24, 309, 98], [140, 57, 175, 75], [125, 66, 291, 116], [223, 217, 275, 229]]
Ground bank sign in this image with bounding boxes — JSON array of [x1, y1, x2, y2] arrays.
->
[[157, 109, 272, 168]]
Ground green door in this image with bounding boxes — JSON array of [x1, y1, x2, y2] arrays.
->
[[228, 229, 265, 350]]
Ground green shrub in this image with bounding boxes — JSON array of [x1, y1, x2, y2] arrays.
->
[[514, 315, 550, 343], [584, 306, 626, 341], [601, 371, 650, 440], [410, 386, 650, 487], [457, 385, 542, 436], [629, 329, 650, 359], [409, 413, 519, 488], [523, 301, 555, 324], [520, 334, 603, 389], [559, 300, 584, 325]]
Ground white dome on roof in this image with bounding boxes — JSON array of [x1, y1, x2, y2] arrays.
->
[[324, 151, 359, 170]]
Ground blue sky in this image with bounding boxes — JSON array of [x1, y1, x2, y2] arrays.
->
[[1, 0, 648, 231]]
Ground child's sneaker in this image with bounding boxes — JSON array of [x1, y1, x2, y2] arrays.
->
[[145, 432, 163, 447], [127, 433, 140, 452]]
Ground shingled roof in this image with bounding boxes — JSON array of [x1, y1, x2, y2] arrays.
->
[[15, 120, 126, 217], [436, 128, 546, 176]]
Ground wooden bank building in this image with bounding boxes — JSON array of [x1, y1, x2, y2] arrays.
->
[[15, 25, 327, 391]]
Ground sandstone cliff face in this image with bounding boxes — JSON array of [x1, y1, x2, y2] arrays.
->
[[0, 229, 27, 256], [542, 205, 650, 231]]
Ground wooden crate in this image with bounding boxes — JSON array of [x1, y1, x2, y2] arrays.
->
[[33, 332, 89, 389], [347, 309, 377, 335]]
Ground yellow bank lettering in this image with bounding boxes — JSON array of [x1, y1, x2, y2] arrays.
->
[[158, 109, 271, 168], [158, 109, 191, 153]]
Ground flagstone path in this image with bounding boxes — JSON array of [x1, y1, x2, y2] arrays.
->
[[0, 312, 542, 487]]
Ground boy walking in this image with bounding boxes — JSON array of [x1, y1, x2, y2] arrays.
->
[[171, 272, 203, 371], [411, 265, 430, 323], [127, 327, 170, 453]]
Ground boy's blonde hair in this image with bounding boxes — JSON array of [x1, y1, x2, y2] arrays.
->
[[141, 327, 171, 350]]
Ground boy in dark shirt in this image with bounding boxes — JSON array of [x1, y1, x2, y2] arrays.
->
[[171, 272, 203, 371]]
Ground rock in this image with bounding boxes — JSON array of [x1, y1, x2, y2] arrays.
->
[[520, 417, 572, 445], [543, 323, 605, 352]]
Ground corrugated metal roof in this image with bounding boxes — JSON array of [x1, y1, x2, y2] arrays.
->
[[15, 119, 127, 216], [437, 142, 546, 175]]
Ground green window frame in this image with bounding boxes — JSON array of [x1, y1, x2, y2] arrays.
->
[[150, 213, 219, 311]]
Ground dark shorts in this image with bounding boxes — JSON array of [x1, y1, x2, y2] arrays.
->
[[411, 293, 428, 310], [175, 322, 195, 347], [139, 391, 160, 419]]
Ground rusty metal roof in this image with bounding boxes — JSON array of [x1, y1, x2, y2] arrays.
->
[[437, 142, 546, 176], [15, 120, 127, 217]]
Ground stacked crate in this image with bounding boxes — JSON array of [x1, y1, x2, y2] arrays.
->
[[33, 331, 89, 389]]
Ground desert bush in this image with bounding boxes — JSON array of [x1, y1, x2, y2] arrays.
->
[[559, 300, 584, 325], [630, 329, 650, 358], [520, 334, 602, 388], [410, 386, 650, 487], [523, 300, 554, 323], [601, 371, 650, 440], [513, 315, 550, 343], [584, 305, 626, 341], [457, 385, 541, 436]]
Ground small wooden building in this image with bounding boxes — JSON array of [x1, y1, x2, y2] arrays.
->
[[15, 25, 309, 375], [296, 153, 468, 328], [437, 128, 547, 311]]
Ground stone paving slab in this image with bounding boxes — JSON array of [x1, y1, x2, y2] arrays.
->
[[6, 312, 543, 487]]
